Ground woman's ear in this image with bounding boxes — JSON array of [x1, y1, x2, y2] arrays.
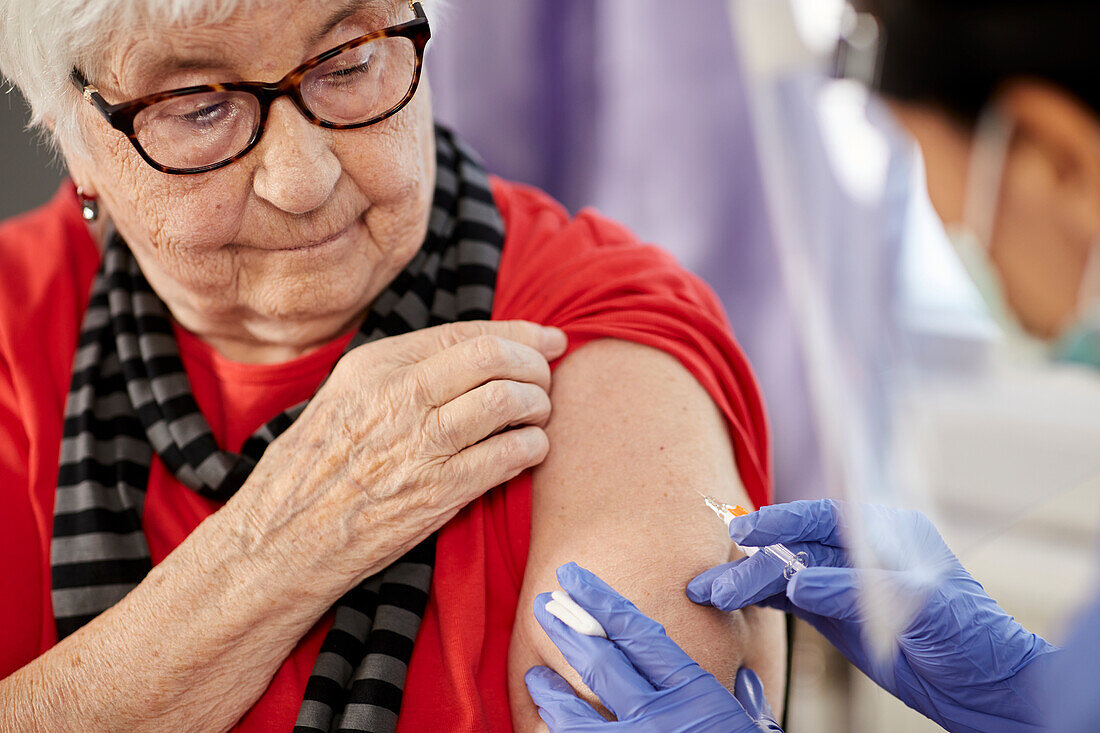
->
[[985, 80, 1100, 337], [56, 128, 99, 198], [995, 79, 1100, 242], [56, 136, 111, 248]]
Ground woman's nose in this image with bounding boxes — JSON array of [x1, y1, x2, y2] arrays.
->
[[252, 98, 341, 215]]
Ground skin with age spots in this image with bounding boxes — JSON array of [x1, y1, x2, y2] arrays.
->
[[66, 0, 436, 364]]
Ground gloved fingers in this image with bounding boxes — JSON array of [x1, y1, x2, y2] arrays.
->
[[525, 666, 607, 730], [858, 505, 956, 573], [533, 592, 655, 719], [733, 668, 784, 731], [688, 554, 815, 612], [727, 499, 845, 548], [785, 567, 866, 621], [707, 553, 789, 612], [557, 563, 701, 689], [733, 668, 774, 720], [687, 559, 748, 604], [788, 540, 848, 570], [788, 566, 942, 626]]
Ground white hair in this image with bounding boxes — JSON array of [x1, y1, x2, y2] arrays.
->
[[0, 0, 440, 153]]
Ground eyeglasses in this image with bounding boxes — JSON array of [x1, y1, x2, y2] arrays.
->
[[71, 1, 430, 175]]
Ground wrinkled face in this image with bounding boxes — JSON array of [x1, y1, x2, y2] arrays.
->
[[68, 0, 435, 356]]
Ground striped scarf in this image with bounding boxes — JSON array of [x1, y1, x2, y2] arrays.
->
[[50, 127, 504, 733]]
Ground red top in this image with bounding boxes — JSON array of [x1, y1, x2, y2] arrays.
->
[[0, 180, 770, 731]]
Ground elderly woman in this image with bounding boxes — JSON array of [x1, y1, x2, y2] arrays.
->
[[0, 1, 782, 731]]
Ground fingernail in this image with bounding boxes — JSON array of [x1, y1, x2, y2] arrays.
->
[[541, 327, 567, 353]]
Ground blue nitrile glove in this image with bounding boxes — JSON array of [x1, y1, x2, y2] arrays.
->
[[1046, 578, 1100, 732], [687, 500, 1059, 733], [525, 562, 783, 732]]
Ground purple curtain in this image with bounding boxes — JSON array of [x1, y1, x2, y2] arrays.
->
[[428, 1, 824, 501]]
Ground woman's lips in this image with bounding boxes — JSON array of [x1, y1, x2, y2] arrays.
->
[[285, 223, 353, 252], [240, 218, 362, 254]]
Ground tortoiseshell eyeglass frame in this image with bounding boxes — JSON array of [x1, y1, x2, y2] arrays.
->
[[70, 1, 430, 175]]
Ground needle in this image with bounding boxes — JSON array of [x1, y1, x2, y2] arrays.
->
[[699, 493, 809, 579]]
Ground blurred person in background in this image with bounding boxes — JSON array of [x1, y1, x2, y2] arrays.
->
[[0, 0, 784, 729], [868, 0, 1100, 368], [521, 1, 1100, 731]]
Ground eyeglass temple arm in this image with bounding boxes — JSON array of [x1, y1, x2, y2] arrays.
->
[[70, 68, 114, 122], [410, 1, 426, 19]]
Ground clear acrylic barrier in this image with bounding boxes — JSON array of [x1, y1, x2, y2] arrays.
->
[[726, 0, 1100, 674]]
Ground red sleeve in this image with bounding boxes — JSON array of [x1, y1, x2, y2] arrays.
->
[[0, 321, 45, 678], [489, 179, 772, 508]]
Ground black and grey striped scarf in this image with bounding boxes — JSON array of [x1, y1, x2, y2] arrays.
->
[[51, 128, 504, 733]]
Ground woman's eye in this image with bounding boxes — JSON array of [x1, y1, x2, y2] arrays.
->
[[324, 56, 375, 83], [180, 103, 225, 123], [156, 97, 233, 128]]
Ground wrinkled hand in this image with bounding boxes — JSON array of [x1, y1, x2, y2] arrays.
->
[[235, 320, 567, 592], [524, 563, 783, 732], [687, 500, 1056, 733]]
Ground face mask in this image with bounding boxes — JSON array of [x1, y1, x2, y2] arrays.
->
[[1053, 239, 1100, 369], [943, 107, 1048, 358]]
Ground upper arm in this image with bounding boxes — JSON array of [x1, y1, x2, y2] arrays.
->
[[507, 339, 786, 729]]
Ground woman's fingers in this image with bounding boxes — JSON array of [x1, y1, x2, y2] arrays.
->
[[434, 380, 552, 454], [445, 425, 550, 493], [390, 320, 567, 365], [415, 334, 553, 407]]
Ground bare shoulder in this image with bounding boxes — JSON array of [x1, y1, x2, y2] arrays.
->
[[507, 338, 786, 729]]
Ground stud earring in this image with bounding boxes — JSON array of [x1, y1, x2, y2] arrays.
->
[[77, 187, 99, 222]]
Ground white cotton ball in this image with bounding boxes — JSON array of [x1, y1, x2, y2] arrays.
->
[[545, 590, 607, 638]]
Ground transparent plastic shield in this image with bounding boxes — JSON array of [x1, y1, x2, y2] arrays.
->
[[726, 0, 1100, 663]]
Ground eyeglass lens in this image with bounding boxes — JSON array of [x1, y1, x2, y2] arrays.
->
[[131, 35, 417, 171]]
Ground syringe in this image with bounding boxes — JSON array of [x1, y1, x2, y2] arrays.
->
[[700, 494, 809, 579]]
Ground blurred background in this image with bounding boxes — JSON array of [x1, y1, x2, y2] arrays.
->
[[0, 92, 64, 221], [4, 1, 1099, 730]]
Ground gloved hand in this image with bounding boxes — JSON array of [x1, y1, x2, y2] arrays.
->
[[1046, 576, 1100, 732], [687, 500, 1058, 733], [525, 562, 783, 732]]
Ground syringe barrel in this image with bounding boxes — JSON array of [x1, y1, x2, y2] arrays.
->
[[762, 544, 809, 579]]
